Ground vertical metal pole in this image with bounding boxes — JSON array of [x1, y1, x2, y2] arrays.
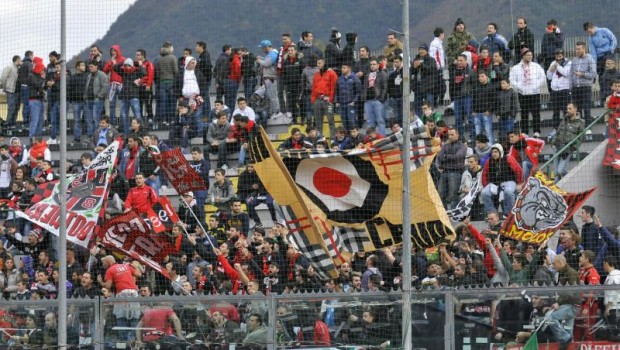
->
[[267, 294, 277, 350], [58, 0, 68, 349], [401, 1, 413, 349], [94, 298, 102, 350], [444, 292, 455, 350]]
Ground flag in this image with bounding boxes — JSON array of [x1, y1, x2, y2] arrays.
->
[[249, 127, 454, 278], [603, 111, 620, 171], [153, 148, 207, 195], [31, 180, 58, 205], [522, 331, 538, 350], [447, 176, 482, 221], [16, 141, 121, 248], [98, 211, 175, 279], [500, 171, 596, 245], [146, 196, 180, 233]]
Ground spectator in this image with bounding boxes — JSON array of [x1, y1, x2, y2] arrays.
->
[[362, 58, 388, 135], [281, 44, 304, 124], [257, 40, 282, 121], [583, 22, 617, 76], [242, 313, 268, 347], [0, 55, 22, 130], [600, 58, 620, 107], [603, 256, 620, 333], [509, 48, 546, 137], [471, 70, 497, 144], [508, 17, 535, 61], [411, 44, 438, 117], [113, 58, 145, 134], [546, 49, 572, 131], [437, 128, 467, 210], [175, 55, 208, 137], [91, 116, 120, 149], [507, 130, 545, 179], [135, 304, 184, 347], [311, 57, 338, 137], [570, 41, 597, 127], [207, 168, 235, 219], [449, 54, 475, 140], [481, 22, 511, 62], [336, 62, 362, 131], [480, 143, 523, 218], [538, 19, 564, 75], [156, 41, 179, 126], [550, 102, 585, 182], [124, 173, 158, 215]]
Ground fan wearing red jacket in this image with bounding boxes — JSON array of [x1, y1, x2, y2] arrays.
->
[[124, 172, 158, 215], [103, 45, 125, 125], [508, 131, 545, 178], [311, 58, 338, 136], [480, 143, 523, 218], [135, 49, 155, 121], [575, 250, 601, 341]]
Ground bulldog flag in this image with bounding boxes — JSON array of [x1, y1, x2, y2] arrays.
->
[[249, 127, 454, 278], [500, 171, 596, 245], [99, 211, 175, 279], [154, 148, 207, 195], [16, 141, 121, 248]]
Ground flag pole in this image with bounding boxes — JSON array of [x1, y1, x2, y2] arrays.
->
[[179, 196, 216, 249], [401, 1, 413, 349], [57, 1, 68, 349]]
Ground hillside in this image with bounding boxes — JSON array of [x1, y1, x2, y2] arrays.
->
[[73, 0, 620, 63]]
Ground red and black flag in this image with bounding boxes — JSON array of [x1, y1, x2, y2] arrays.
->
[[153, 148, 207, 195]]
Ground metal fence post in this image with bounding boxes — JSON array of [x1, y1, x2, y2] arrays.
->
[[94, 297, 103, 350], [444, 291, 455, 350], [267, 293, 277, 350]]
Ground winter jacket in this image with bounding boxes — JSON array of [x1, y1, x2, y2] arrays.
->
[[508, 134, 545, 169], [509, 27, 535, 59], [67, 71, 87, 102], [310, 68, 338, 103], [482, 153, 523, 186], [297, 40, 323, 67], [335, 72, 361, 104], [174, 65, 208, 98], [281, 52, 304, 87], [258, 49, 279, 79], [341, 32, 357, 67], [449, 65, 474, 98], [124, 184, 158, 215], [156, 46, 178, 82], [553, 115, 585, 152], [588, 27, 617, 59], [139, 60, 155, 88], [196, 50, 213, 84], [301, 66, 319, 94], [213, 52, 231, 83], [509, 61, 546, 95], [324, 38, 342, 70], [446, 30, 476, 64], [546, 59, 572, 92], [540, 30, 564, 63], [481, 33, 511, 62], [411, 55, 438, 94], [26, 73, 45, 100], [600, 68, 620, 99], [207, 179, 235, 210], [497, 88, 520, 116], [229, 53, 242, 83], [103, 45, 125, 83], [361, 69, 388, 102], [437, 140, 467, 172], [0, 62, 19, 93], [17, 56, 33, 85], [387, 67, 404, 99], [84, 70, 109, 101], [471, 81, 497, 113], [206, 122, 231, 144], [113, 64, 145, 100]]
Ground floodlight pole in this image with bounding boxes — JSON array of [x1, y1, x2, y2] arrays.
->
[[58, 0, 68, 349], [401, 0, 413, 350]]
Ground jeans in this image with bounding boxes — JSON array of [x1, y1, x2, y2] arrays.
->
[[243, 76, 257, 100], [474, 112, 495, 144], [522, 159, 533, 179], [139, 85, 154, 118], [239, 145, 247, 166], [49, 100, 60, 139], [546, 304, 578, 344], [222, 79, 239, 111], [20, 85, 30, 124], [108, 87, 119, 125], [550, 89, 570, 129], [387, 97, 403, 122], [194, 189, 207, 225], [217, 142, 240, 168], [302, 94, 313, 127], [6, 91, 20, 126], [264, 78, 279, 114], [364, 99, 386, 135], [554, 154, 571, 182], [85, 100, 104, 137], [481, 181, 516, 215], [338, 104, 357, 132], [571, 85, 593, 125], [247, 194, 276, 223], [145, 175, 161, 196], [438, 171, 461, 209], [28, 99, 44, 137], [498, 114, 515, 136], [72, 102, 85, 140], [120, 98, 142, 134], [314, 99, 335, 137], [194, 105, 204, 136], [454, 96, 473, 140], [158, 80, 175, 124]]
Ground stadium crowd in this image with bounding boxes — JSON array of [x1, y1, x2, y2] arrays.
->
[[0, 15, 619, 350]]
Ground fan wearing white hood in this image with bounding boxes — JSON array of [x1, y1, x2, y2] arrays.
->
[[480, 143, 524, 217], [175, 56, 208, 136]]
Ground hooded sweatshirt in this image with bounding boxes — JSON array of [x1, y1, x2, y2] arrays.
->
[[103, 45, 125, 83], [481, 143, 523, 186]]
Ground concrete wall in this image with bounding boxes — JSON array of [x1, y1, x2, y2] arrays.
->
[[558, 141, 620, 226]]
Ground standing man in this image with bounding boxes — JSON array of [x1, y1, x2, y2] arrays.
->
[[603, 256, 620, 332], [68, 60, 88, 145], [0, 55, 21, 130], [281, 44, 304, 124], [103, 46, 125, 127], [471, 71, 497, 144], [17, 51, 34, 128], [509, 48, 546, 137], [256, 40, 283, 121], [546, 49, 572, 131], [124, 172, 159, 216], [240, 47, 257, 100], [449, 54, 475, 141], [276, 33, 294, 117], [353, 46, 371, 128], [551, 105, 584, 182], [195, 41, 213, 117], [539, 19, 564, 78], [324, 28, 343, 73], [383, 32, 403, 68], [335, 63, 362, 132], [446, 18, 476, 66], [297, 31, 323, 66], [84, 60, 109, 138], [311, 58, 338, 137], [213, 45, 234, 111], [583, 22, 617, 76], [508, 17, 535, 62], [98, 256, 142, 339], [570, 41, 597, 127], [437, 128, 467, 210], [386, 56, 404, 121], [411, 44, 438, 117], [155, 41, 179, 126], [481, 23, 511, 63], [362, 58, 388, 135], [430, 27, 446, 105], [135, 49, 155, 127]]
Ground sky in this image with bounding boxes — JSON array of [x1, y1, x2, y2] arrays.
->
[[0, 0, 136, 68]]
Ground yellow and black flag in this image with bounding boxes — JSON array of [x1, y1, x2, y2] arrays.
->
[[249, 127, 454, 278]]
